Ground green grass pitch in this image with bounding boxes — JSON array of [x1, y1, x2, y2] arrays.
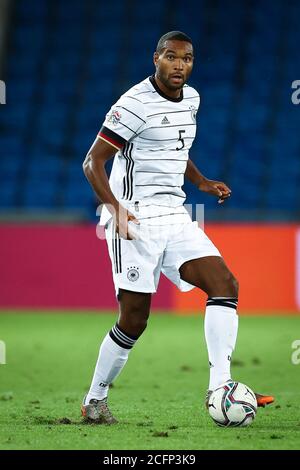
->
[[0, 312, 300, 450]]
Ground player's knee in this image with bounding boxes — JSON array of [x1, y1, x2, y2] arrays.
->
[[231, 275, 239, 297], [120, 304, 149, 337], [118, 290, 151, 336], [125, 313, 148, 337], [223, 270, 238, 296], [210, 270, 238, 297]]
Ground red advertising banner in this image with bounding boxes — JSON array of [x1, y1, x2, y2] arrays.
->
[[0, 224, 171, 310], [174, 225, 299, 313], [0, 224, 299, 313]]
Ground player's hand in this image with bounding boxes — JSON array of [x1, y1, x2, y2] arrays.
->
[[198, 179, 231, 204], [114, 205, 140, 240]]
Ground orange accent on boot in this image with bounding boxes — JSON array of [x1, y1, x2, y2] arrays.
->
[[255, 393, 275, 407]]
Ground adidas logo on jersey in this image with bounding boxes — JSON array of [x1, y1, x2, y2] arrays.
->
[[161, 116, 170, 125]]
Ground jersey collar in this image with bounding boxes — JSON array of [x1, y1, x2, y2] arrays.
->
[[149, 75, 184, 103]]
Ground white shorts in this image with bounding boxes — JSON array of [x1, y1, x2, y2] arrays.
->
[[104, 204, 221, 295]]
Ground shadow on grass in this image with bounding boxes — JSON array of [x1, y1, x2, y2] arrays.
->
[[31, 416, 82, 425]]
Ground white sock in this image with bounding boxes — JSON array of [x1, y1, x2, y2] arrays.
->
[[85, 324, 137, 404], [204, 297, 239, 391]]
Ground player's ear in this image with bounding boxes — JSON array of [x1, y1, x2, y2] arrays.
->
[[153, 52, 159, 68]]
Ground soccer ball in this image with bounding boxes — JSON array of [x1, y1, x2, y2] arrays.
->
[[208, 381, 257, 427]]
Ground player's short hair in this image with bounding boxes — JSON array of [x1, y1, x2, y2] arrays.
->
[[156, 31, 193, 53]]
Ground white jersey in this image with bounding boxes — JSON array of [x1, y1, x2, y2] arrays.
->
[[98, 75, 200, 225]]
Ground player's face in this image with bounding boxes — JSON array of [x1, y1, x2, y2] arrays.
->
[[154, 40, 194, 91]]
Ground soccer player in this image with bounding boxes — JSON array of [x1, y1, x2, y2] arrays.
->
[[82, 31, 274, 424]]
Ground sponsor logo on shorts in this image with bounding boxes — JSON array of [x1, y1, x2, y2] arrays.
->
[[127, 266, 139, 282]]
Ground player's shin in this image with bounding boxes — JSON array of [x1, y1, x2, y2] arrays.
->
[[85, 323, 138, 404], [204, 297, 238, 391]]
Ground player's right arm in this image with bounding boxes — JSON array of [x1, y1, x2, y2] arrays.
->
[[84, 93, 146, 238], [82, 137, 139, 239]]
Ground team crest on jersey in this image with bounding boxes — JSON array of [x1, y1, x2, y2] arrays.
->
[[127, 266, 139, 282], [108, 109, 122, 126], [190, 105, 197, 122]]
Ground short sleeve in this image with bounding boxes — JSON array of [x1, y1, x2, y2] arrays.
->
[[98, 95, 146, 150]]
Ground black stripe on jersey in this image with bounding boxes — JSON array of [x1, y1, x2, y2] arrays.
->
[[135, 158, 188, 161], [138, 212, 187, 220], [127, 143, 134, 200], [152, 192, 186, 198], [137, 136, 194, 142], [126, 95, 143, 104], [132, 90, 156, 97], [135, 171, 184, 174], [135, 184, 181, 187], [143, 99, 172, 104], [116, 105, 146, 123], [142, 96, 199, 105], [135, 147, 189, 152], [123, 144, 130, 199], [122, 145, 128, 198], [119, 121, 137, 135], [123, 143, 134, 200], [147, 110, 192, 117], [99, 126, 127, 147], [145, 123, 196, 130]]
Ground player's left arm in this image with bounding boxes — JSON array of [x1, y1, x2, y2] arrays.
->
[[185, 158, 231, 204]]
